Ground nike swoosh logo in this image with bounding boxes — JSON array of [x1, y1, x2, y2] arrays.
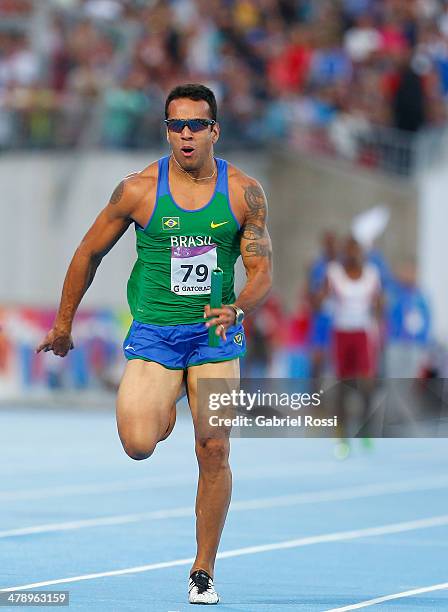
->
[[210, 221, 229, 229], [125, 345, 135, 351]]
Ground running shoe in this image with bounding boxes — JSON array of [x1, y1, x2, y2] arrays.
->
[[334, 439, 351, 460], [360, 437, 374, 452], [188, 570, 220, 605]]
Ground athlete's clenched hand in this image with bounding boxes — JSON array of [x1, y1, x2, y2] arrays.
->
[[36, 328, 74, 357], [204, 305, 236, 341]]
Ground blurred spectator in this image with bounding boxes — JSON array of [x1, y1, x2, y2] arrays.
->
[[267, 25, 312, 93], [102, 69, 151, 148], [386, 261, 431, 377], [0, 32, 40, 89], [392, 51, 427, 132], [344, 13, 381, 63], [388, 262, 431, 343]]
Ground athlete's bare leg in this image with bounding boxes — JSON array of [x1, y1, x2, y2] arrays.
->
[[186, 358, 239, 578], [116, 360, 184, 459]]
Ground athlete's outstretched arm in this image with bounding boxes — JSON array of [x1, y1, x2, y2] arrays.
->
[[205, 178, 272, 339], [37, 178, 141, 357]]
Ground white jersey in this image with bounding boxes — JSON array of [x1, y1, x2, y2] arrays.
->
[[327, 261, 381, 331]]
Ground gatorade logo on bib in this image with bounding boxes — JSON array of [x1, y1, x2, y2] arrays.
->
[[171, 244, 217, 295]]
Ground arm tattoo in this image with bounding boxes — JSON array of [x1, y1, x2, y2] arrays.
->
[[242, 182, 271, 259], [109, 180, 124, 205], [242, 222, 265, 241], [245, 242, 271, 258], [244, 184, 266, 221]]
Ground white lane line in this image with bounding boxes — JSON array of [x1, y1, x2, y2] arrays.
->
[[2, 475, 448, 539], [0, 506, 193, 538], [325, 581, 448, 611], [2, 514, 448, 592], [0, 460, 356, 502], [0, 476, 193, 502]]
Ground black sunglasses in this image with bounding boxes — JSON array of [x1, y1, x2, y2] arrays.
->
[[164, 118, 216, 133]]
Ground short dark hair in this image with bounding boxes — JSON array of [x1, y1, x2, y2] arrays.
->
[[165, 84, 217, 121]]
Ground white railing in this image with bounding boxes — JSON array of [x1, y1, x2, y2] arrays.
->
[[289, 121, 421, 178]]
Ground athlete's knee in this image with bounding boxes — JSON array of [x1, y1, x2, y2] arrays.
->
[[122, 439, 157, 461], [195, 437, 230, 471]]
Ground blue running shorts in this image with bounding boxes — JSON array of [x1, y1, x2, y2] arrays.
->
[[123, 320, 246, 369]]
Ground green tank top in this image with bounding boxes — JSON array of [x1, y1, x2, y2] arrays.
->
[[127, 155, 241, 326]]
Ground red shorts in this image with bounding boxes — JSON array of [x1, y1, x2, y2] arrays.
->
[[333, 329, 376, 378]]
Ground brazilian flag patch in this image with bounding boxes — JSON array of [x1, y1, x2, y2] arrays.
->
[[162, 216, 180, 230], [233, 332, 244, 346]]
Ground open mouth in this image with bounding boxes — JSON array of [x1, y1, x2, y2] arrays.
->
[[181, 146, 195, 157]]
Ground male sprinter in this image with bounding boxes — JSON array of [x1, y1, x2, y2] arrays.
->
[[37, 84, 272, 605]]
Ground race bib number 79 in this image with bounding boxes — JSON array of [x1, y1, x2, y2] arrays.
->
[[171, 244, 217, 295]]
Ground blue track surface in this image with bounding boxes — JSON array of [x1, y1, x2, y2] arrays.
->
[[1, 405, 448, 611]]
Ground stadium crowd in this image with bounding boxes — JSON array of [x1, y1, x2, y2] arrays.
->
[[1, 0, 448, 159]]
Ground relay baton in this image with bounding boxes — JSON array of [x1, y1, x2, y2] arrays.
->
[[208, 267, 223, 347]]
